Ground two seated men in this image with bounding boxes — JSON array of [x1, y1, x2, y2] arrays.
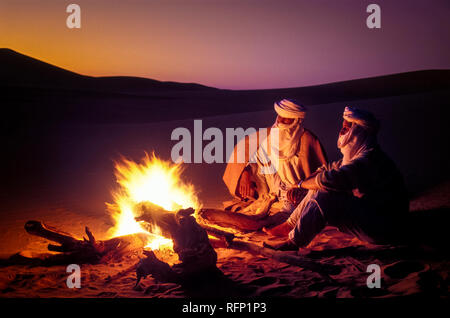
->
[[223, 100, 408, 250]]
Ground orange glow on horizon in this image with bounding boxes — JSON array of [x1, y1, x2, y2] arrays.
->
[[1, 0, 449, 89]]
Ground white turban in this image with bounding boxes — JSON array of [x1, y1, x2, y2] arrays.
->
[[274, 99, 306, 119], [339, 106, 378, 165], [343, 106, 379, 132]]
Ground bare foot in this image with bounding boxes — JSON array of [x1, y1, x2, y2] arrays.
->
[[263, 222, 292, 237]]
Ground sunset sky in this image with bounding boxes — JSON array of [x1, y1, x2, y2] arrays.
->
[[1, 0, 449, 89]]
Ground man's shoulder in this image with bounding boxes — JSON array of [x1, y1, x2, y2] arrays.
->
[[301, 128, 321, 143], [368, 146, 401, 170]]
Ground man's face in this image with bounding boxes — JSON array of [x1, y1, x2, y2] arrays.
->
[[339, 120, 352, 136], [276, 116, 295, 125]]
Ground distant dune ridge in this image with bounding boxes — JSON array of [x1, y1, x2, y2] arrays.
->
[[0, 48, 214, 93], [1, 48, 450, 123]]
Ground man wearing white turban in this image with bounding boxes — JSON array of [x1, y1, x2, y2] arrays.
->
[[264, 107, 409, 250], [222, 99, 327, 212]]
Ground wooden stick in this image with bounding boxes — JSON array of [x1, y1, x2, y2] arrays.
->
[[210, 238, 341, 276], [24, 220, 150, 264], [200, 224, 235, 245], [25, 220, 79, 250]]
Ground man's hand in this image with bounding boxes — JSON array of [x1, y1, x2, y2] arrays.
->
[[286, 188, 306, 204], [238, 169, 255, 199]]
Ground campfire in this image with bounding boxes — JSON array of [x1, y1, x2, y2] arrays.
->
[[22, 153, 339, 289], [106, 153, 199, 251]]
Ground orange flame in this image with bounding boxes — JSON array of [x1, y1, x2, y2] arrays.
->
[[107, 153, 199, 250]]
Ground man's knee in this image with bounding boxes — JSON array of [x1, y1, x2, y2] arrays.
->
[[288, 200, 326, 247], [287, 190, 321, 227]]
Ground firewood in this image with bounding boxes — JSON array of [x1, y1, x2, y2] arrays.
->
[[197, 223, 235, 245], [24, 220, 149, 264], [25, 221, 80, 251], [135, 250, 179, 285], [133, 202, 218, 285]]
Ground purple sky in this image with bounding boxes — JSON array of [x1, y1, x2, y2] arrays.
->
[[2, 0, 449, 89]]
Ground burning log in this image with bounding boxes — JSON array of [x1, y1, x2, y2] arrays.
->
[[24, 220, 149, 264], [133, 202, 219, 285]]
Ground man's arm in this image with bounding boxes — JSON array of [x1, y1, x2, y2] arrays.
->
[[286, 169, 321, 203], [299, 170, 321, 190], [286, 161, 343, 202], [290, 160, 341, 195]]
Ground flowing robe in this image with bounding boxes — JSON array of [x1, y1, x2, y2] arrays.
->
[[223, 128, 327, 198], [287, 145, 409, 246]]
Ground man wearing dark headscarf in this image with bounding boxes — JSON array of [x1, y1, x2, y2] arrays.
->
[[264, 106, 409, 250]]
